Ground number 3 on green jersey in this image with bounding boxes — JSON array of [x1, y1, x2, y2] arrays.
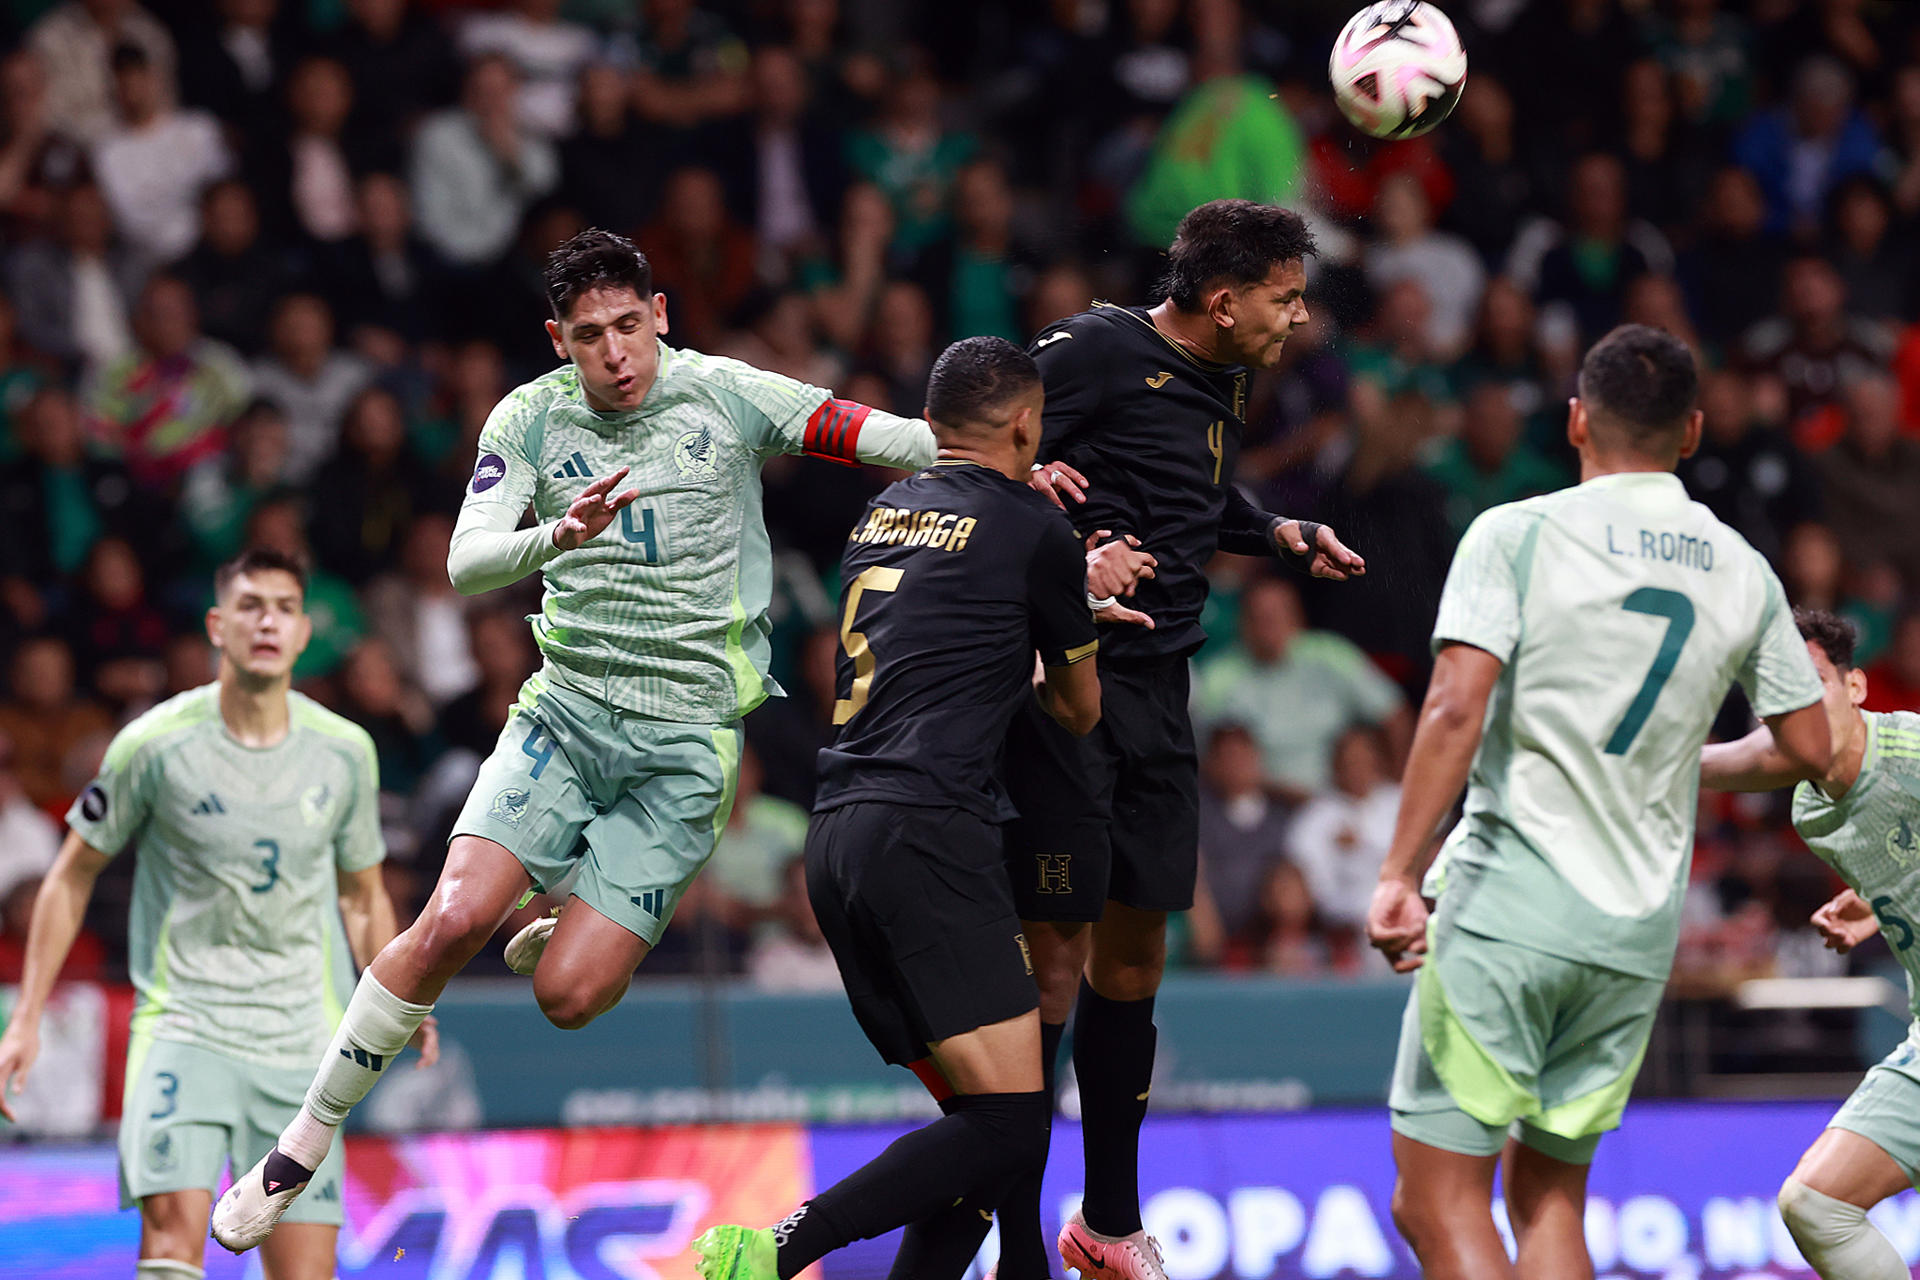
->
[[1605, 588, 1696, 755]]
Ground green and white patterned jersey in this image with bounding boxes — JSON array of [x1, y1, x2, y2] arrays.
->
[[1795, 711, 1920, 1023], [66, 685, 382, 1070], [463, 345, 934, 724], [1427, 472, 1822, 980]]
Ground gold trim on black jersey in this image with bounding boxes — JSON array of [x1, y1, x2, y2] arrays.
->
[[1092, 300, 1233, 374]]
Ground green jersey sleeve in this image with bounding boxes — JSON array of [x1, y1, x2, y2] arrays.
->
[[464, 382, 548, 513], [66, 721, 163, 856], [1430, 505, 1540, 664], [1738, 564, 1823, 717], [710, 357, 935, 469]]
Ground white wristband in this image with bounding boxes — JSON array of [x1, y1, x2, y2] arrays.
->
[[1088, 592, 1117, 613]]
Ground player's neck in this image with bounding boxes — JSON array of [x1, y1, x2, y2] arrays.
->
[[1147, 300, 1229, 364], [217, 669, 293, 748], [1820, 711, 1871, 799], [935, 445, 1023, 481], [1578, 451, 1677, 482]]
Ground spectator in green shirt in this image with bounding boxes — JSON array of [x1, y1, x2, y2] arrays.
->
[[1425, 380, 1570, 536], [1193, 575, 1411, 800]]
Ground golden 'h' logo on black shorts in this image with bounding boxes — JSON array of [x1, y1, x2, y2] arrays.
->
[[1036, 853, 1072, 894]]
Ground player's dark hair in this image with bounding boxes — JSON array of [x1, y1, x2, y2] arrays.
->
[[1795, 607, 1858, 672], [925, 336, 1040, 434], [1162, 200, 1317, 312], [544, 229, 653, 323], [1576, 324, 1699, 455], [215, 548, 308, 602]]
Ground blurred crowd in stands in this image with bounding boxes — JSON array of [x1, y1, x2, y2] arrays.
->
[[0, 0, 1918, 997]]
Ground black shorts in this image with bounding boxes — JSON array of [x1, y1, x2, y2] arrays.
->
[[805, 801, 1039, 1067], [1001, 655, 1199, 918]]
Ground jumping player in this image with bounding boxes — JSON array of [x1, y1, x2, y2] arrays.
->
[[213, 229, 944, 1251], [1012, 199, 1364, 1280]]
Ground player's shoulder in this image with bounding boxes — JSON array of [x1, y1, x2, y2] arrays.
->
[[489, 366, 575, 430], [1459, 493, 1556, 554], [102, 684, 220, 771], [288, 693, 379, 771], [1031, 302, 1145, 356], [1872, 709, 1920, 748]]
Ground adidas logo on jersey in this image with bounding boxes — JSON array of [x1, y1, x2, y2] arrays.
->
[[191, 794, 226, 815], [630, 889, 666, 919], [553, 451, 593, 479]]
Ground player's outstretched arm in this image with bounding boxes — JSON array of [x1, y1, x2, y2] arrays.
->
[[1367, 642, 1503, 972], [1700, 715, 1831, 793], [0, 831, 110, 1120]]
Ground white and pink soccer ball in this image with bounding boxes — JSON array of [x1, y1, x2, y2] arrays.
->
[[1329, 1, 1468, 140]]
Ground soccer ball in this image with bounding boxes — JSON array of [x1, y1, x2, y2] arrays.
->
[[1329, 1, 1468, 140]]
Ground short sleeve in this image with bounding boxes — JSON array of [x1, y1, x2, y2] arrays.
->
[[1738, 565, 1823, 718], [1430, 507, 1535, 664], [463, 384, 545, 513], [332, 730, 386, 873], [65, 730, 159, 856], [1028, 512, 1098, 667], [1032, 318, 1105, 456]]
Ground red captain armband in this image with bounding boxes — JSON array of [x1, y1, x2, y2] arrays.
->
[[803, 398, 873, 466]]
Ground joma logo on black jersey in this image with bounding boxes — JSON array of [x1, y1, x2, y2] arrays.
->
[[851, 507, 978, 551]]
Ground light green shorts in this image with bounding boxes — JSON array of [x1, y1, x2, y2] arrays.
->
[[453, 676, 743, 945], [1388, 921, 1664, 1164], [1830, 1035, 1920, 1185], [119, 1034, 344, 1221]]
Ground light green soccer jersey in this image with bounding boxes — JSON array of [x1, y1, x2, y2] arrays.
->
[[65, 685, 382, 1070], [464, 346, 934, 724], [1427, 472, 1822, 980], [1795, 711, 1920, 1024]]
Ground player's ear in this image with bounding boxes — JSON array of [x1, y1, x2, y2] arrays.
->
[[204, 606, 223, 651], [545, 317, 567, 361], [1849, 666, 1869, 707], [653, 292, 670, 337], [1566, 397, 1588, 451], [1677, 408, 1704, 460], [1208, 285, 1237, 331]]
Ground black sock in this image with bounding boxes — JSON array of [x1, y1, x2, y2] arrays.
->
[[890, 1096, 997, 1280], [775, 1091, 1049, 1279], [262, 1147, 315, 1194], [1073, 979, 1156, 1238], [993, 1020, 1067, 1279]]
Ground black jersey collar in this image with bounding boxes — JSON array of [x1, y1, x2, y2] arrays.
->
[[1094, 300, 1239, 375]]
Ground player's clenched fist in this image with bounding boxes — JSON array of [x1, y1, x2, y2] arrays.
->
[[1367, 876, 1429, 973], [551, 466, 643, 550]]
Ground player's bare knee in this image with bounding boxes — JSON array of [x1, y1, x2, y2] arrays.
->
[[138, 1199, 206, 1262], [534, 970, 625, 1029]]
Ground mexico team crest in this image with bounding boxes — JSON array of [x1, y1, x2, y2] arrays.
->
[[673, 427, 718, 479], [1889, 819, 1920, 866], [301, 783, 332, 827], [491, 788, 531, 827]]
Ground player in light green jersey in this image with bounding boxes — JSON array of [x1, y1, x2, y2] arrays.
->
[[0, 548, 433, 1280], [1703, 608, 1920, 1280], [213, 228, 953, 1252], [1366, 325, 1832, 1280]]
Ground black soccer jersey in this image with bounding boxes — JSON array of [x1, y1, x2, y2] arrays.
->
[[814, 459, 1098, 821], [1032, 301, 1286, 659]]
